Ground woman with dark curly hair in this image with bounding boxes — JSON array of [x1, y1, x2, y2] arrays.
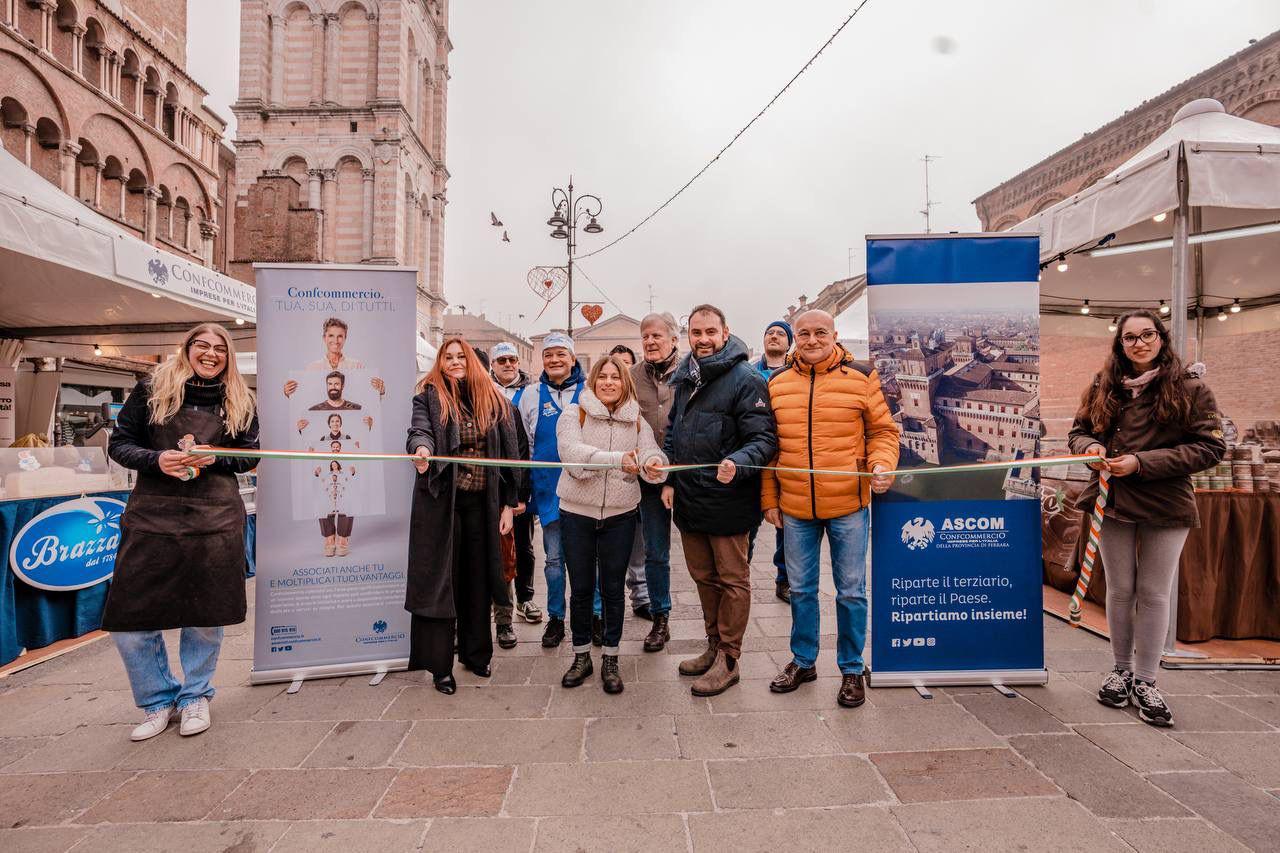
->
[[1068, 309, 1225, 727]]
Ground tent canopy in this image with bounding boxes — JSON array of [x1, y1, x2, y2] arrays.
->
[[0, 144, 255, 358], [1016, 99, 1280, 345]]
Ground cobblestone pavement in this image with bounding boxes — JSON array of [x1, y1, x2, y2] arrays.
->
[[1, 535, 1278, 852]]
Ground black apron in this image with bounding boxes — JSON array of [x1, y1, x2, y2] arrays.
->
[[101, 405, 247, 631]]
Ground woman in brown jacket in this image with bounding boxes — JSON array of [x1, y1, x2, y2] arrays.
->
[[1068, 309, 1225, 727]]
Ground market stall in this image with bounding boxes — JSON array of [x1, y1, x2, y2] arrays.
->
[[1018, 99, 1280, 652], [0, 144, 259, 666]]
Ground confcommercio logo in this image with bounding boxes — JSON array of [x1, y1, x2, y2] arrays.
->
[[901, 514, 1009, 551]]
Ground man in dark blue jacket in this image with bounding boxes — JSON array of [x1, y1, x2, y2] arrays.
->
[[662, 304, 777, 696]]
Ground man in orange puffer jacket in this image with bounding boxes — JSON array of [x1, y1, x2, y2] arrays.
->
[[761, 309, 899, 709]]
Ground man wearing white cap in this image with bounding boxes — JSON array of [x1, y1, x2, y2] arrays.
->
[[489, 342, 541, 634], [515, 332, 587, 647]]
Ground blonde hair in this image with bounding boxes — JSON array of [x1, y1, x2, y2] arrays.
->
[[148, 323, 256, 436], [587, 355, 637, 409]]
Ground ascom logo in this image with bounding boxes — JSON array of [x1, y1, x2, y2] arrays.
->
[[941, 516, 1006, 531], [900, 518, 935, 550]]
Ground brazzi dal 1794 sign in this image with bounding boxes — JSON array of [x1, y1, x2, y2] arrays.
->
[[8, 496, 124, 591], [866, 234, 1048, 688]]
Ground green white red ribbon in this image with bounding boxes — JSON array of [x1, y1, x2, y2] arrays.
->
[[191, 447, 1102, 479], [1069, 469, 1111, 625]]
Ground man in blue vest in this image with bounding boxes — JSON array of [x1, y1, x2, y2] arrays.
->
[[516, 333, 586, 647], [490, 342, 540, 648]]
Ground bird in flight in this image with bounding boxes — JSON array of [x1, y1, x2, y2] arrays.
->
[[502, 231, 510, 243], [490, 212, 503, 227]]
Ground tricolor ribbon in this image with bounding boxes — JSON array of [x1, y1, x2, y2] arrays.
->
[[1069, 469, 1111, 625], [191, 447, 1102, 479]]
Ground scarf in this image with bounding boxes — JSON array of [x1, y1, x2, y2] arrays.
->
[[645, 349, 678, 380], [1122, 368, 1160, 398]]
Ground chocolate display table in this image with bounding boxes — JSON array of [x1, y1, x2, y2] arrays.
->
[[1046, 491, 1280, 643]]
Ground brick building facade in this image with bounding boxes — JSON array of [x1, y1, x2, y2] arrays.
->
[[974, 32, 1280, 443], [2, 0, 230, 271], [230, 0, 450, 344]]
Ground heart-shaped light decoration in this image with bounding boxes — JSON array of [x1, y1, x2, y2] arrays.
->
[[581, 304, 603, 325]]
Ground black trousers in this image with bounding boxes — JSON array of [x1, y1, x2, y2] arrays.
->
[[408, 491, 494, 676], [562, 509, 637, 651], [513, 510, 536, 604]]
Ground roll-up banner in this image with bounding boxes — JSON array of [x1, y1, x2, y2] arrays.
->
[[251, 264, 416, 685], [866, 234, 1048, 688]]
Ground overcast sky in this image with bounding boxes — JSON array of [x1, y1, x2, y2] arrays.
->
[[188, 1, 1280, 343]]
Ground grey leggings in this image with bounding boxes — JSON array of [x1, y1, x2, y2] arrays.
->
[[1098, 516, 1190, 682]]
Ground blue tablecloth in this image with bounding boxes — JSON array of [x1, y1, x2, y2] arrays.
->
[[2, 492, 257, 667]]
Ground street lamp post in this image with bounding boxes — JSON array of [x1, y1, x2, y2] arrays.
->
[[548, 177, 603, 335]]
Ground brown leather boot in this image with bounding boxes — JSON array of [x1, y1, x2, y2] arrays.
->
[[837, 672, 866, 708], [678, 637, 719, 676], [643, 614, 670, 653], [691, 650, 740, 697]]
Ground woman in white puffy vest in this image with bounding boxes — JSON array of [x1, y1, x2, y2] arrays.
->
[[556, 355, 668, 694]]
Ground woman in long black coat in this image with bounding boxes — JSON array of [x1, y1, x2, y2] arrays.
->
[[104, 322, 258, 741], [407, 337, 520, 693]]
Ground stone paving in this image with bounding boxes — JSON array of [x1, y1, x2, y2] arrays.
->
[[1, 536, 1278, 852]]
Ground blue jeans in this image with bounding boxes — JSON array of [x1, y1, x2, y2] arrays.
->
[[542, 519, 567, 620], [112, 627, 224, 712], [563, 509, 637, 654], [783, 509, 870, 675], [637, 481, 672, 615]]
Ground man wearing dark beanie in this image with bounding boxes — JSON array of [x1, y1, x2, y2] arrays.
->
[[753, 320, 793, 602]]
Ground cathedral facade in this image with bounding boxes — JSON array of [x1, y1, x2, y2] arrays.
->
[[230, 0, 449, 343]]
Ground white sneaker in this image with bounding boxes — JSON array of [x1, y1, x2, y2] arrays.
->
[[179, 697, 211, 736], [517, 600, 543, 623], [130, 705, 177, 741]]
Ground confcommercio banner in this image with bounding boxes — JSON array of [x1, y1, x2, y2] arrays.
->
[[252, 265, 416, 684], [866, 234, 1047, 688]]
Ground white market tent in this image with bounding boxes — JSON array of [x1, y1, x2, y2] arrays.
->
[[1016, 98, 1280, 357], [0, 143, 255, 359]]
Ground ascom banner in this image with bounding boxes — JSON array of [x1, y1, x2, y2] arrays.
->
[[252, 264, 416, 684], [866, 234, 1047, 687]]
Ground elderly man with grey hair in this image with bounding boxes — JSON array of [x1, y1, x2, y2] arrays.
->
[[629, 311, 681, 652]]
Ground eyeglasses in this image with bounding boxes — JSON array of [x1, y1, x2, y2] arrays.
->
[[1120, 330, 1159, 347], [190, 341, 228, 356], [494, 357, 518, 365]]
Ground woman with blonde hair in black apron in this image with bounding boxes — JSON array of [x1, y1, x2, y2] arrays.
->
[[104, 323, 258, 741]]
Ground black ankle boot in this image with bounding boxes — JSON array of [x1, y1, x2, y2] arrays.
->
[[643, 613, 670, 653], [601, 654, 624, 694], [432, 674, 456, 695], [561, 652, 593, 688]]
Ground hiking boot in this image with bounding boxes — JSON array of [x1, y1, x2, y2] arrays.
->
[[769, 661, 817, 694], [1097, 667, 1133, 708], [1133, 680, 1173, 727], [679, 638, 720, 676], [541, 617, 565, 648], [837, 672, 866, 708], [517, 600, 543, 623], [591, 614, 604, 647], [691, 650, 740, 697], [776, 579, 791, 603], [561, 652, 594, 688], [643, 613, 670, 653], [632, 603, 653, 621], [496, 623, 517, 649], [601, 654, 624, 694]]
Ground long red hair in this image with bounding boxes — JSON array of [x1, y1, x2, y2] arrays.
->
[[418, 337, 508, 433]]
